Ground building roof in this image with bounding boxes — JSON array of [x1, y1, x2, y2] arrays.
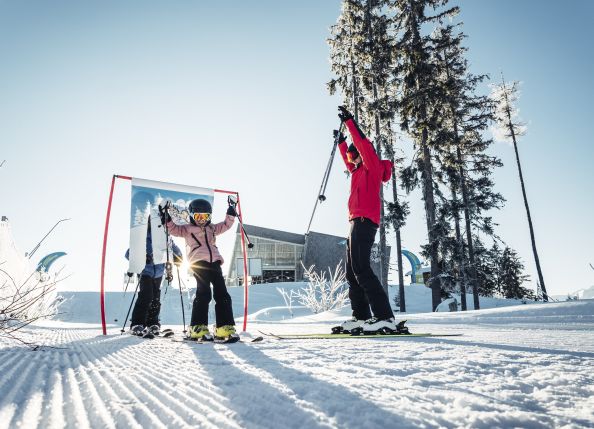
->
[[237, 224, 306, 245]]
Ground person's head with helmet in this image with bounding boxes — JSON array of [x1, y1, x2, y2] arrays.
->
[[188, 198, 212, 226], [346, 143, 361, 165]]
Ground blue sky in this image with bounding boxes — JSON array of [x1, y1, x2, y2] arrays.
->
[[1, 0, 592, 296]]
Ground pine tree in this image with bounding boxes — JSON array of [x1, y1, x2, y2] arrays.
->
[[491, 76, 548, 301], [328, 0, 367, 120], [390, 0, 459, 310], [499, 247, 531, 299], [430, 24, 504, 310]]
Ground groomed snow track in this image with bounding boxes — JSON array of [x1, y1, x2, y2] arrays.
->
[[1, 323, 593, 428]]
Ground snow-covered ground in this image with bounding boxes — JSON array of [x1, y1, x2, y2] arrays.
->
[[1, 284, 593, 429]]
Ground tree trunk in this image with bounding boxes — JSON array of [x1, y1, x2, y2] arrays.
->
[[506, 110, 548, 301], [375, 119, 389, 296], [457, 146, 480, 310], [392, 164, 406, 313], [451, 186, 467, 311], [421, 136, 442, 311], [351, 61, 359, 122]]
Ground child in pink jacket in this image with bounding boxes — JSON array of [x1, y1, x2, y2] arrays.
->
[[160, 198, 237, 341]]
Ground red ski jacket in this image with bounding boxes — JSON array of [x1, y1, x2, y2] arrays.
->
[[339, 118, 393, 226]]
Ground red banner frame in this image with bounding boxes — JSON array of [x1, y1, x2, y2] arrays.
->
[[100, 175, 250, 335]]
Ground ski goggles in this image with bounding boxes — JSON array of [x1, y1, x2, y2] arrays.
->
[[192, 212, 211, 223], [347, 150, 360, 163]]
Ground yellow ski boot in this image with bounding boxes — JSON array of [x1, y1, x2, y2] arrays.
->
[[188, 325, 213, 341], [214, 325, 240, 343]]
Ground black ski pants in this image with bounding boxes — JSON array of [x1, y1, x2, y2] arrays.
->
[[345, 217, 394, 320], [131, 275, 162, 327], [190, 261, 235, 327]]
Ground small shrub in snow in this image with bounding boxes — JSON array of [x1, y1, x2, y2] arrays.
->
[[0, 266, 61, 345], [276, 287, 297, 318], [295, 263, 349, 314]]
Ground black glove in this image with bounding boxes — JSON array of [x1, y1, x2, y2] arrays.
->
[[173, 253, 183, 267], [334, 129, 347, 144], [226, 205, 237, 217], [158, 204, 171, 224], [338, 105, 353, 122], [126, 272, 134, 278]]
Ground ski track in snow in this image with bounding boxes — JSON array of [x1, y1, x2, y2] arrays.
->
[[1, 323, 593, 429]]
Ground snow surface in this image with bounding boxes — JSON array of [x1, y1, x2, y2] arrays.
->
[[1, 284, 593, 429]]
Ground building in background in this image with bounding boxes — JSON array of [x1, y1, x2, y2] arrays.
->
[[226, 224, 388, 285]]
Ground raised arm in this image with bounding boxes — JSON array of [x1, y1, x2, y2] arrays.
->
[[213, 214, 235, 236], [165, 220, 187, 237], [344, 118, 380, 172], [338, 131, 355, 172]]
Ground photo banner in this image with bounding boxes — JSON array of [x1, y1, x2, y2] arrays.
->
[[128, 178, 214, 274]]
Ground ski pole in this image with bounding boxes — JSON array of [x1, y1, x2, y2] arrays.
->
[[176, 265, 187, 334], [162, 203, 174, 290], [306, 122, 344, 234], [236, 214, 254, 249], [319, 124, 345, 199], [228, 195, 254, 249], [114, 273, 133, 322], [121, 279, 140, 334], [179, 275, 193, 309]]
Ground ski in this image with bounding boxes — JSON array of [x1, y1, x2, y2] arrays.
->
[[260, 331, 461, 340], [170, 335, 263, 344], [160, 329, 175, 338], [214, 335, 241, 344]]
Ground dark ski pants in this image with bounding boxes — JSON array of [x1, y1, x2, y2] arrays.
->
[[131, 275, 162, 327], [190, 261, 235, 327], [345, 217, 394, 321]]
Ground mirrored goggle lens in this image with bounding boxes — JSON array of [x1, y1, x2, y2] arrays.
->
[[192, 212, 211, 222], [347, 151, 359, 162]]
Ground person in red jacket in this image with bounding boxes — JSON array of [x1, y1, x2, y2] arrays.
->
[[335, 105, 396, 334]]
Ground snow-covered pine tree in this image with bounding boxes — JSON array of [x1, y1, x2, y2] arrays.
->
[[328, 0, 367, 120], [430, 24, 504, 310], [390, 0, 459, 311], [491, 76, 548, 301]]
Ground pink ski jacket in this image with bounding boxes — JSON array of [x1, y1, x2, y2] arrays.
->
[[166, 214, 235, 266]]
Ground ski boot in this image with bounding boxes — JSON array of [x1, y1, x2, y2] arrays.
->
[[141, 327, 155, 339], [351, 318, 397, 335], [130, 325, 145, 336], [214, 325, 240, 343], [148, 325, 161, 336], [331, 317, 365, 334], [188, 325, 213, 342]]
